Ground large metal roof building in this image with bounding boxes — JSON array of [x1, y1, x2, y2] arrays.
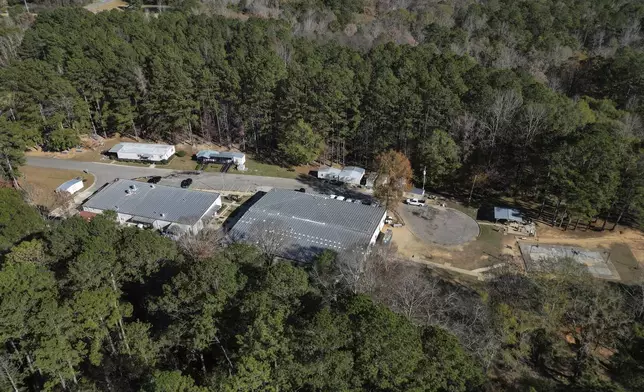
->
[[228, 189, 386, 262], [83, 179, 221, 234]]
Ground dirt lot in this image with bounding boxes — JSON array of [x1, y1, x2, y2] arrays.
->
[[391, 220, 505, 271], [19, 166, 93, 210], [531, 223, 643, 283], [391, 199, 643, 281]]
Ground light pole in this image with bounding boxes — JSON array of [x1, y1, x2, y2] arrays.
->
[[422, 166, 426, 196]]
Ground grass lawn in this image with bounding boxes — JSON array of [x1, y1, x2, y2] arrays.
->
[[238, 159, 298, 179], [19, 166, 93, 209], [454, 225, 505, 269], [609, 243, 642, 283]]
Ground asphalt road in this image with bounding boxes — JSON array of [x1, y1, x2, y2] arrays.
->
[[26, 157, 367, 198]]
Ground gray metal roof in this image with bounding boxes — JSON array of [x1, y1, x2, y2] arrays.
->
[[228, 189, 386, 262], [108, 142, 174, 155], [494, 207, 524, 223], [83, 179, 220, 225]]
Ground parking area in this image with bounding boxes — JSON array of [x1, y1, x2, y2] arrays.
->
[[398, 204, 480, 246]]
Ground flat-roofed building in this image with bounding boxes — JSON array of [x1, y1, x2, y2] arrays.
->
[[82, 179, 221, 235], [195, 150, 246, 169], [228, 189, 386, 262], [108, 143, 175, 162]]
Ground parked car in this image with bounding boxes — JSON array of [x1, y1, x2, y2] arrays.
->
[[345, 198, 353, 203], [297, 188, 306, 193], [336, 196, 346, 201], [405, 198, 424, 206], [181, 178, 193, 188], [148, 176, 162, 184], [329, 194, 337, 199]]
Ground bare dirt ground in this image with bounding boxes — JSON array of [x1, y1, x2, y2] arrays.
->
[[84, 0, 128, 13]]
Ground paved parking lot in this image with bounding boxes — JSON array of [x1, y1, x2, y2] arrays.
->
[[399, 203, 480, 246]]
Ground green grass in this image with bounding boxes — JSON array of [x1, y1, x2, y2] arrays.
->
[[609, 243, 642, 283], [237, 159, 298, 179], [445, 200, 478, 219]]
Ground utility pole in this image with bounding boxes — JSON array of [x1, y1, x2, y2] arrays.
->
[[422, 166, 426, 196]]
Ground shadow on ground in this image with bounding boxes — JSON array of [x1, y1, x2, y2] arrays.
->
[[295, 173, 374, 202]]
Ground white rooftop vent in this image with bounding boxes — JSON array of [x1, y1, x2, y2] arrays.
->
[[150, 184, 155, 189], [125, 189, 131, 195], [160, 213, 166, 218], [130, 184, 137, 191]]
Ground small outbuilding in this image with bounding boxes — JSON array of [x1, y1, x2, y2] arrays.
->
[[56, 178, 84, 195], [108, 143, 175, 162], [494, 207, 524, 223], [196, 150, 246, 169]]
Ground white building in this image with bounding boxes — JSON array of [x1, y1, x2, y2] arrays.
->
[[108, 143, 175, 162], [56, 178, 84, 195], [317, 166, 341, 180], [195, 150, 246, 169], [338, 166, 365, 185], [82, 179, 221, 235]]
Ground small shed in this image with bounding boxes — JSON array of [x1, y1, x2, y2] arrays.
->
[[56, 178, 84, 195], [317, 166, 341, 180], [494, 207, 524, 223]]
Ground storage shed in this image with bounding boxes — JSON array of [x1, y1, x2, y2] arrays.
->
[[494, 207, 525, 223], [108, 143, 175, 162], [56, 178, 84, 195]]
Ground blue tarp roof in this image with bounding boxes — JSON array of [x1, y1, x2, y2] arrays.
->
[[494, 207, 524, 223]]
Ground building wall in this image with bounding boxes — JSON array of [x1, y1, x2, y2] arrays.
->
[[116, 146, 175, 162], [369, 211, 387, 245]]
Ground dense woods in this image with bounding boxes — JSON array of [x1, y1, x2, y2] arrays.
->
[[0, 2, 644, 389], [1, 2, 643, 227], [1, 185, 644, 391]]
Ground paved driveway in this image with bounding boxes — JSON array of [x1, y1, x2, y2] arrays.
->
[[398, 203, 479, 246]]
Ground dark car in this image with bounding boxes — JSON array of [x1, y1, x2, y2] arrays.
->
[[297, 188, 306, 193], [180, 178, 193, 188], [148, 176, 162, 184]]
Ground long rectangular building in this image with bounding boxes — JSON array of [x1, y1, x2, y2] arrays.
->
[[83, 179, 221, 235], [108, 142, 175, 162], [228, 189, 386, 262]]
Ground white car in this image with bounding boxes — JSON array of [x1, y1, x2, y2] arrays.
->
[[329, 194, 337, 199], [406, 198, 424, 206], [345, 198, 353, 203], [336, 196, 346, 201]]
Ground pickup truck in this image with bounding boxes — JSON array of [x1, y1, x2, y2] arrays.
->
[[405, 198, 425, 206]]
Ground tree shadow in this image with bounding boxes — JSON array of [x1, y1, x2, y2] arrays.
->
[[294, 173, 374, 202]]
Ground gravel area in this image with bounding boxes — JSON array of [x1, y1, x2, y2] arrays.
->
[[399, 204, 480, 246]]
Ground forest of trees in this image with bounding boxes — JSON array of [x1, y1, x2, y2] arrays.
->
[[0, 1, 643, 227], [1, 181, 644, 391]]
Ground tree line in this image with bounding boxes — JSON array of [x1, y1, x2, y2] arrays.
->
[[0, 5, 643, 226], [1, 184, 644, 391]]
